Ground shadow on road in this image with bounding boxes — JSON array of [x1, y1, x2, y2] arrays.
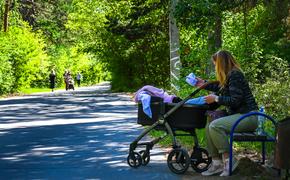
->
[[0, 85, 183, 179]]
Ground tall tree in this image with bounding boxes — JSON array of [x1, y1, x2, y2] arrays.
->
[[3, 0, 10, 32]]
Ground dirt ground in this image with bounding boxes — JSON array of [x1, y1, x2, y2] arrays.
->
[[233, 148, 280, 179], [234, 157, 278, 179]]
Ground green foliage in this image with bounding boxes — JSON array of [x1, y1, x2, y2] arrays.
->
[[252, 56, 290, 120], [0, 24, 48, 93], [32, 0, 73, 44], [0, 57, 14, 94], [106, 0, 170, 91], [45, 46, 108, 88], [0, 1, 109, 95], [66, 0, 171, 91], [221, 4, 290, 121]]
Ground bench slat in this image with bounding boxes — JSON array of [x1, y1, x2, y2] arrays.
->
[[233, 132, 269, 141]]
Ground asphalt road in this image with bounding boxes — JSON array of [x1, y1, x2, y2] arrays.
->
[[0, 82, 209, 180]]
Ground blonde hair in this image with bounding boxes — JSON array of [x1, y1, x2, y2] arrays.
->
[[212, 50, 241, 87]]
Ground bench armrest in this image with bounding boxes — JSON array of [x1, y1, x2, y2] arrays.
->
[[229, 112, 277, 141]]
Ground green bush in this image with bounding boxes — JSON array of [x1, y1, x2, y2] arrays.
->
[[252, 56, 290, 121], [0, 57, 14, 94], [0, 24, 48, 94]]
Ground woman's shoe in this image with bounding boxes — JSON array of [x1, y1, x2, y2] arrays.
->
[[220, 157, 239, 176], [201, 159, 223, 176]]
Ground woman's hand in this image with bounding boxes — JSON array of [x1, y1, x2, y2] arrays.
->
[[195, 77, 206, 87], [204, 94, 218, 104]]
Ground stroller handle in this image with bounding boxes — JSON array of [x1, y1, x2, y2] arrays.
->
[[162, 81, 218, 119], [188, 81, 218, 98], [186, 81, 218, 104]]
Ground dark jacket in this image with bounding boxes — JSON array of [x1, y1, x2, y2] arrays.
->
[[49, 73, 56, 89], [205, 69, 258, 115]]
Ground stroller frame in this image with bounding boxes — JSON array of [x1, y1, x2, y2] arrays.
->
[[128, 83, 213, 174], [66, 78, 75, 91]]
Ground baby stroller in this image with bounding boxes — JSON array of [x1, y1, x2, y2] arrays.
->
[[66, 77, 75, 91], [127, 83, 213, 174]]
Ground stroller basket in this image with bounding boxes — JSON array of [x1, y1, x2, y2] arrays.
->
[[137, 96, 208, 130]]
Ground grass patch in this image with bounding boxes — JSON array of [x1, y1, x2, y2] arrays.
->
[[0, 86, 66, 99], [21, 88, 52, 94], [20, 86, 65, 94], [149, 127, 274, 155], [149, 128, 207, 150]]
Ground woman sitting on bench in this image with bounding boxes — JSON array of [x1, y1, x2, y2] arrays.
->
[[194, 50, 259, 176]]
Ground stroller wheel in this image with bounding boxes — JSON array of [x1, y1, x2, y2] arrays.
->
[[190, 147, 212, 173], [139, 150, 150, 166], [127, 152, 142, 168], [167, 148, 190, 174]]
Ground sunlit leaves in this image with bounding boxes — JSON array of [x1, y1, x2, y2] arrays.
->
[[0, 24, 48, 92]]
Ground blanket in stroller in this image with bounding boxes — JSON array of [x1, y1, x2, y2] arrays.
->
[[134, 85, 206, 118], [134, 85, 177, 118]]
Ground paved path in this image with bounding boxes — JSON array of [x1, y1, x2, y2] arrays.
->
[[0, 82, 209, 180]]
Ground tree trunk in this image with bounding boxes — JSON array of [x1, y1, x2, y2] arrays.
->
[[3, 0, 10, 32], [169, 0, 181, 91], [214, 15, 222, 49], [243, 1, 249, 55], [207, 13, 222, 75]]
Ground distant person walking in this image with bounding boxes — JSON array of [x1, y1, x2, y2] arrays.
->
[[49, 69, 56, 92], [63, 70, 69, 90], [76, 72, 82, 87]]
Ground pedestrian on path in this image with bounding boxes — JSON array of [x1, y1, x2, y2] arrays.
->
[[49, 69, 56, 92], [76, 72, 82, 87]]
